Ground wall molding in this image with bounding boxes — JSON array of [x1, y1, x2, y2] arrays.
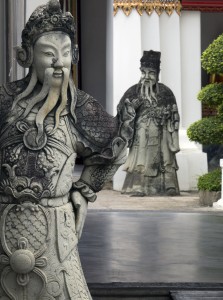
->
[[113, 0, 182, 16]]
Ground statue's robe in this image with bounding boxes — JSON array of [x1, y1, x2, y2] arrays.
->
[[121, 83, 180, 196]]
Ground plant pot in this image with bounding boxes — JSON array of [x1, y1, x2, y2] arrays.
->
[[199, 190, 221, 207]]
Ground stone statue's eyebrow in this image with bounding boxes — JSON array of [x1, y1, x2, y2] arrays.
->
[[37, 41, 71, 50], [62, 42, 71, 50]]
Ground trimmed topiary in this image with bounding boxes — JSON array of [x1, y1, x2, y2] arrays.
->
[[201, 33, 223, 74], [197, 83, 223, 109], [187, 116, 223, 145]]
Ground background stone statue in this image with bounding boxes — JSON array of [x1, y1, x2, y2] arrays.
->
[[0, 1, 135, 299], [121, 50, 180, 196]]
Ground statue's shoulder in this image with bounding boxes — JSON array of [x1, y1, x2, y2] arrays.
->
[[121, 84, 138, 100], [0, 76, 30, 103], [0, 76, 30, 124], [158, 83, 175, 97], [158, 83, 177, 105], [76, 89, 92, 107], [76, 89, 110, 117], [74, 89, 118, 151]]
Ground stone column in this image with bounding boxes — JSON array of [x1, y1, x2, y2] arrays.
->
[[0, 0, 6, 84], [113, 10, 142, 190], [176, 11, 207, 191], [113, 10, 141, 115], [141, 11, 160, 52], [106, 0, 114, 114], [159, 11, 182, 115], [5, 0, 25, 82]]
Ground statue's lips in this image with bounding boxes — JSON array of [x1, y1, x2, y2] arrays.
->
[[53, 70, 63, 78]]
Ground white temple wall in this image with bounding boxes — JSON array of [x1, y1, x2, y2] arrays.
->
[[177, 11, 207, 191], [113, 10, 208, 191], [113, 11, 141, 115]]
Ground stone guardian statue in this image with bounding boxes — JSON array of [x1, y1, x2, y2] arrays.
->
[[0, 1, 135, 299], [121, 50, 180, 196]]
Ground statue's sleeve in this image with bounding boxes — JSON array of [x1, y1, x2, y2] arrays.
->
[[70, 89, 136, 202], [159, 83, 180, 153]]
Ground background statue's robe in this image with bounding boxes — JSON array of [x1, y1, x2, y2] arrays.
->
[[121, 83, 180, 196]]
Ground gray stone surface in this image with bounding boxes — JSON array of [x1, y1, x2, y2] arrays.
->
[[89, 190, 218, 212], [79, 210, 223, 284]]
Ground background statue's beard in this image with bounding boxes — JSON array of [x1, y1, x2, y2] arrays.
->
[[140, 79, 158, 103], [12, 67, 70, 144]]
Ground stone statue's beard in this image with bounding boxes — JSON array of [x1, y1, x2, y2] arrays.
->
[[35, 67, 69, 143], [11, 67, 70, 144], [139, 79, 158, 103]]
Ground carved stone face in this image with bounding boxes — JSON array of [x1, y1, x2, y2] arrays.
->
[[32, 32, 72, 83], [140, 67, 158, 85]]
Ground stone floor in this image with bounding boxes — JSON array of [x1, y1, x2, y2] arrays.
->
[[79, 189, 223, 286], [88, 189, 218, 212]]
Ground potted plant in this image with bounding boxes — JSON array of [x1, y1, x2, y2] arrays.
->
[[187, 33, 223, 205], [197, 168, 221, 206]]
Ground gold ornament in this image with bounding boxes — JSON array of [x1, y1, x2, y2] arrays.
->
[[113, 0, 182, 17]]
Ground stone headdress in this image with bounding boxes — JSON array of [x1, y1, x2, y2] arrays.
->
[[140, 50, 161, 73], [16, 0, 78, 68]]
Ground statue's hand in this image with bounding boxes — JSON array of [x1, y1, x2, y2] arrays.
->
[[119, 98, 136, 121], [71, 191, 88, 240], [131, 97, 143, 110]]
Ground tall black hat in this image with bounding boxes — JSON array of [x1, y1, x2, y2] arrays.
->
[[140, 50, 161, 72]]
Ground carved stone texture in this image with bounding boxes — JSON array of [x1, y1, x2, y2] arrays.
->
[[121, 50, 180, 197], [0, 0, 136, 299]]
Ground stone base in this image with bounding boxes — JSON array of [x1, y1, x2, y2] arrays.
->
[[213, 198, 223, 209], [113, 129, 208, 192], [199, 190, 221, 207], [176, 150, 208, 191]]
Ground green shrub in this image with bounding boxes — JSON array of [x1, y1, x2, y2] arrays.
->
[[201, 33, 223, 74], [198, 83, 223, 109], [187, 116, 223, 145], [188, 33, 223, 191], [197, 168, 221, 191]]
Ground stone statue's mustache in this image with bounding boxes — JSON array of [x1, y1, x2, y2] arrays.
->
[[140, 78, 158, 103], [11, 66, 70, 144]]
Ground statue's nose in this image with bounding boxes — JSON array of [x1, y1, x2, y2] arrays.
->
[[145, 72, 150, 79], [52, 56, 64, 68]]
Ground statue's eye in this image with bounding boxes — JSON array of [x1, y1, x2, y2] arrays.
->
[[44, 51, 54, 57], [63, 51, 70, 57], [16, 185, 24, 192], [33, 186, 40, 193]]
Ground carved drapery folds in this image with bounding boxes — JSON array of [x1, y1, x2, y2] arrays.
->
[[113, 0, 182, 16]]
